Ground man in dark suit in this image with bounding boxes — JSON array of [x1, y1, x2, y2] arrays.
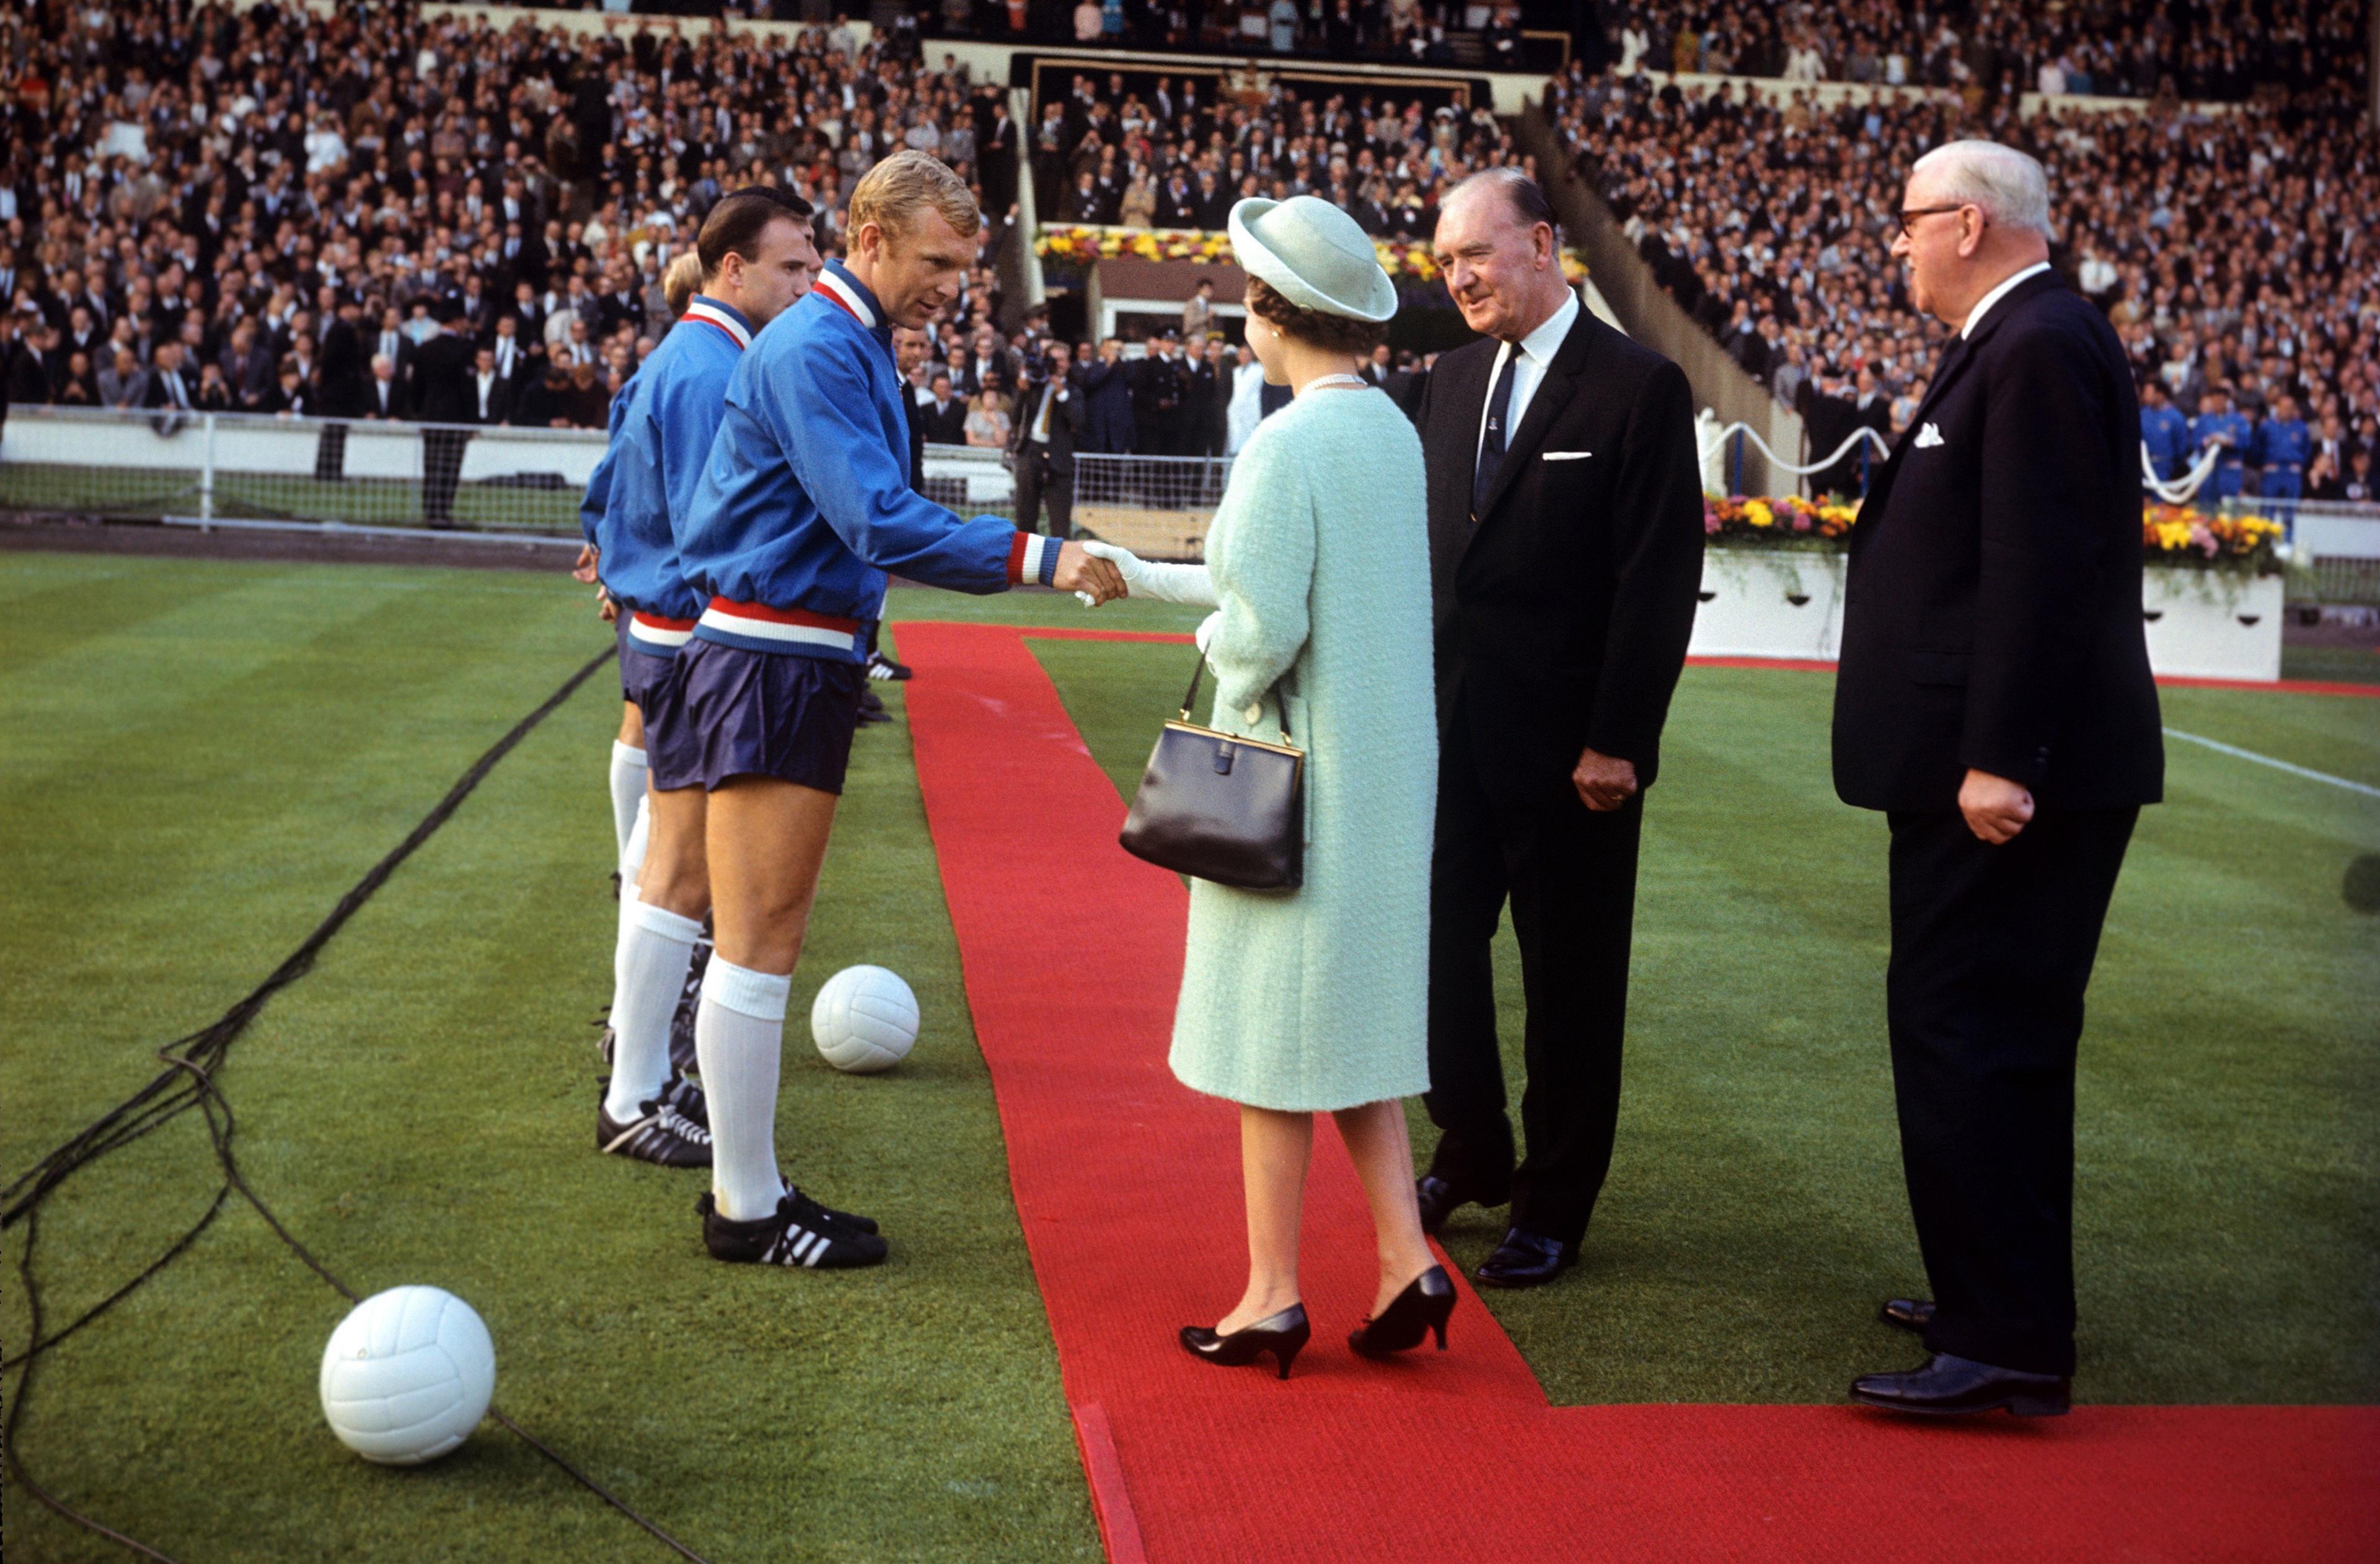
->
[[1075, 338, 1137, 454], [467, 346, 518, 426], [1132, 336, 1186, 456], [363, 353, 405, 419], [313, 296, 368, 480], [410, 304, 480, 526], [370, 307, 414, 402], [977, 95, 1019, 217], [1008, 342, 1083, 540], [893, 324, 932, 491], [141, 341, 198, 436], [919, 372, 969, 444], [1837, 142, 2161, 1420], [1413, 170, 1705, 1288], [6, 319, 59, 406]]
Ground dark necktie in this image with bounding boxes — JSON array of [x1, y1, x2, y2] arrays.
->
[[1473, 348, 1519, 520]]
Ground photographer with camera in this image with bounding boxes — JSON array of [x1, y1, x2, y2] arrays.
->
[[1007, 339, 1082, 539]]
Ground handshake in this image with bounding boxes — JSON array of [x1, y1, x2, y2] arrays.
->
[[1052, 540, 1130, 606]]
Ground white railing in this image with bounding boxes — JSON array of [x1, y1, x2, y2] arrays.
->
[[1, 404, 606, 534], [0, 407, 1239, 556]]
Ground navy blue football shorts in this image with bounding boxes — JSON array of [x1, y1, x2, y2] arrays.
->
[[617, 611, 709, 792], [671, 638, 865, 796]]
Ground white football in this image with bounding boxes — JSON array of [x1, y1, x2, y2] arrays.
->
[[811, 964, 919, 1074], [319, 1286, 496, 1465]]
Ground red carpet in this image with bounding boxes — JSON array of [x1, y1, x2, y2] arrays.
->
[[896, 619, 2379, 1563]]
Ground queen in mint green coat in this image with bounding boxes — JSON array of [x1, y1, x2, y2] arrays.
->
[[1089, 191, 1454, 1372], [1153, 382, 1439, 1111]]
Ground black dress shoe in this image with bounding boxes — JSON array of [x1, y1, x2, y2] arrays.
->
[[1349, 1266, 1457, 1357], [1849, 1353, 2070, 1418], [1880, 1297, 1936, 1333], [1179, 1304, 1310, 1380], [1473, 1229, 1577, 1289], [1415, 1173, 1509, 1235]]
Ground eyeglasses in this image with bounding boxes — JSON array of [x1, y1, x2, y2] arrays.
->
[[1897, 203, 1970, 237]]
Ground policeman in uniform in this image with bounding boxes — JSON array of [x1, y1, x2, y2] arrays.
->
[[2138, 378, 2190, 482], [2190, 385, 2252, 502], [2249, 392, 2311, 526]]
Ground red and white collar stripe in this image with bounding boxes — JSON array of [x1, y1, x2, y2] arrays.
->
[[811, 270, 877, 329], [681, 299, 751, 349]]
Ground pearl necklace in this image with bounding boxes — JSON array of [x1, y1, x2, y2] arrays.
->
[[1298, 373, 1368, 395]]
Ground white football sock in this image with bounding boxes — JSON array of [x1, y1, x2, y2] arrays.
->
[[607, 798, 650, 1038], [602, 901, 705, 1121], [608, 741, 646, 858], [697, 960, 793, 1222], [619, 791, 650, 883]]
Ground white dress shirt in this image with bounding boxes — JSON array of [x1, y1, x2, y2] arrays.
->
[[1961, 260, 2052, 340], [1476, 287, 1581, 464]]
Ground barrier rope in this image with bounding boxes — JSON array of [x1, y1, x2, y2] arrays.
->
[[2141, 440, 2224, 504], [1696, 420, 1892, 478], [1, 644, 711, 1564], [1698, 417, 2227, 505]]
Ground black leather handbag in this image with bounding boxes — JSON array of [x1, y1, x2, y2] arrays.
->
[[1118, 648, 1305, 890]]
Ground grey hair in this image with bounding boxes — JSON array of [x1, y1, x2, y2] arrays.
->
[[1911, 139, 2052, 237], [1447, 166, 1557, 233]]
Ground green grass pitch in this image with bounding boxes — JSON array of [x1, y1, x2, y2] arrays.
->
[[2, 550, 2373, 1561]]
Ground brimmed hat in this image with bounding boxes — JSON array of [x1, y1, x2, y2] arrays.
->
[[1227, 196, 1396, 324]]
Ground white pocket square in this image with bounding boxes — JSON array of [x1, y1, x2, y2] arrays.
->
[[1541, 450, 1593, 462], [1913, 422, 1945, 449]]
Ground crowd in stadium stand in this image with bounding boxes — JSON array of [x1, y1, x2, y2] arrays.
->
[[1599, 1, 2373, 108], [0, 0, 1528, 456], [895, 1, 1532, 68], [1028, 68, 1530, 237], [4, 0, 2375, 495], [0, 2, 1013, 431], [1546, 61, 2380, 502]]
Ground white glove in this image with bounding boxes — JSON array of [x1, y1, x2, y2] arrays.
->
[[1077, 539, 1221, 607], [1194, 610, 1222, 655]]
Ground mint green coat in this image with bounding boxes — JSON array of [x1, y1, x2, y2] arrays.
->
[[1168, 387, 1437, 1112]]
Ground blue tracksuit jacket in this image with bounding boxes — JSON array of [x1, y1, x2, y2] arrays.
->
[[676, 262, 1059, 660], [579, 296, 754, 635], [2140, 402, 2189, 480], [2192, 409, 2252, 497]]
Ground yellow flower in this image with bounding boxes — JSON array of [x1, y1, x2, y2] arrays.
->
[[1744, 500, 1774, 528]]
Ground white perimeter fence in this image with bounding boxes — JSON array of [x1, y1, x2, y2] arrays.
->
[[5, 405, 2377, 595], [0, 405, 1238, 557]]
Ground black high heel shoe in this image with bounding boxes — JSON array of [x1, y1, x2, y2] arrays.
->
[[1349, 1266, 1457, 1357], [1179, 1304, 1310, 1380]]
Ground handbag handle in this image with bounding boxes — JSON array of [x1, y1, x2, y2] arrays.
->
[[1176, 644, 1292, 745]]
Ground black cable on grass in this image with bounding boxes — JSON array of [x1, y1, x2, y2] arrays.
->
[[2, 645, 712, 1564]]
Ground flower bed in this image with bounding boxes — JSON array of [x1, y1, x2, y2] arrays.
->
[[1703, 495, 2285, 577], [2141, 503, 2285, 575], [1702, 493, 1858, 550], [1693, 498, 2283, 678]]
